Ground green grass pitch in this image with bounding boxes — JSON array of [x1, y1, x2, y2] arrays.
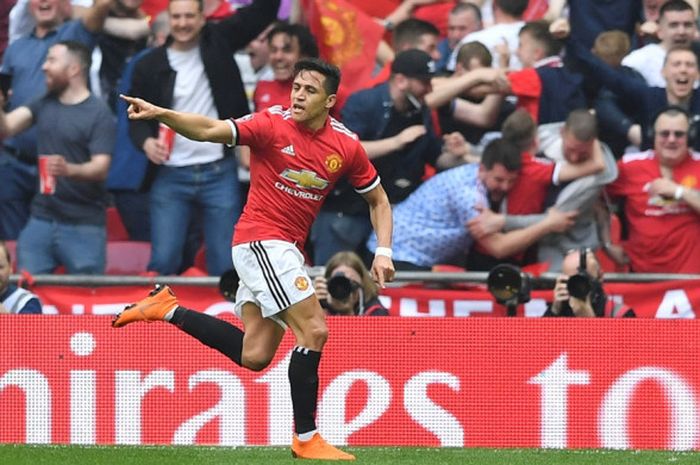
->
[[1, 445, 699, 465]]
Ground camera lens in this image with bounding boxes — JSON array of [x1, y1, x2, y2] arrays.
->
[[487, 264, 522, 302], [327, 275, 356, 301], [567, 274, 592, 300], [218, 269, 239, 302]]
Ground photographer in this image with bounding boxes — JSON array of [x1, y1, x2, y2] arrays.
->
[[314, 251, 389, 316], [545, 248, 634, 318]]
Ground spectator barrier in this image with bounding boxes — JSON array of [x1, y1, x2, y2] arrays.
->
[[12, 272, 700, 318], [1, 316, 699, 449]]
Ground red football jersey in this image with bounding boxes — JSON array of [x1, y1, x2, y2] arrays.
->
[[607, 150, 700, 273], [231, 106, 380, 246], [506, 153, 556, 214], [253, 79, 292, 112]]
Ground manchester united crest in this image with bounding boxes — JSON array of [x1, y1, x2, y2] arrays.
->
[[325, 153, 343, 173], [294, 276, 309, 291]]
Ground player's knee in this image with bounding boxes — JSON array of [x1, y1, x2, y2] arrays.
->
[[242, 350, 274, 372], [304, 324, 328, 350]]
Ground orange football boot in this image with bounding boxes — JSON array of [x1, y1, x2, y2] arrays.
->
[[112, 285, 178, 328], [291, 433, 355, 461]]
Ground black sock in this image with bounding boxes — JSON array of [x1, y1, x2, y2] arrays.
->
[[170, 307, 243, 366], [289, 346, 322, 435]]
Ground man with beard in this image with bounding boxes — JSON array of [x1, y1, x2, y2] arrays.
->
[[0, 0, 113, 241], [366, 138, 577, 270], [0, 41, 115, 274]]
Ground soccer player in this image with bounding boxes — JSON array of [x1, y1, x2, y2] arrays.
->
[[114, 58, 395, 460]]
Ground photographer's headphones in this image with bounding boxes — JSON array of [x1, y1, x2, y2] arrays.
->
[[646, 105, 699, 148]]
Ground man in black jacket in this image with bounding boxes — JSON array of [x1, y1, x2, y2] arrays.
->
[[128, 0, 279, 276]]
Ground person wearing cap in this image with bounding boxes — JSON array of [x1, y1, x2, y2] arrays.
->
[[311, 48, 460, 265]]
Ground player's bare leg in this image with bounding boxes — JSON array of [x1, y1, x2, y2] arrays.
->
[[240, 302, 285, 371], [280, 295, 355, 461], [113, 286, 286, 371]]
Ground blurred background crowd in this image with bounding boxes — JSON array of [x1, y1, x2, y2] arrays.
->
[[1, 0, 700, 288]]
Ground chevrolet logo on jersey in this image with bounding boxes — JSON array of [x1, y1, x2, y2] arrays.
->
[[280, 169, 329, 190]]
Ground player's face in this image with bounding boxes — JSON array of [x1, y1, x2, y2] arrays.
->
[[168, 0, 205, 50], [561, 130, 594, 164], [479, 163, 519, 203], [290, 69, 334, 128], [0, 247, 10, 295], [447, 9, 480, 48], [269, 32, 302, 82], [42, 44, 71, 93], [662, 50, 698, 99], [658, 9, 697, 48], [30, 0, 64, 29], [654, 113, 690, 167]]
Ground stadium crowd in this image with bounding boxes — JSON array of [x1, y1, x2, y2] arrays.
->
[[2, 0, 700, 283]]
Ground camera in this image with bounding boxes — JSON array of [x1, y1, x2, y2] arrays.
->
[[218, 269, 240, 303], [487, 264, 531, 314], [327, 273, 360, 301], [566, 248, 593, 300]]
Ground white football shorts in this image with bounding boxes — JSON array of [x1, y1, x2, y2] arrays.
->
[[232, 240, 315, 327]]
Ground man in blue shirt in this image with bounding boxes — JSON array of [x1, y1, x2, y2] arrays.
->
[[367, 138, 576, 270], [0, 0, 113, 240], [0, 241, 41, 314]]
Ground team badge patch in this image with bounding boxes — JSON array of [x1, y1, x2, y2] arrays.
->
[[294, 276, 309, 291], [325, 153, 343, 173]]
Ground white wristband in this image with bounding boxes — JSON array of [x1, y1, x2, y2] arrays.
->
[[375, 247, 393, 259], [675, 186, 684, 200]]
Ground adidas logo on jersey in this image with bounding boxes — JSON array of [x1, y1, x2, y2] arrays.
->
[[281, 145, 296, 156]]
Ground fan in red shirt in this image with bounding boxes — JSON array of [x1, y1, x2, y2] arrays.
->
[[116, 58, 394, 461], [606, 106, 700, 273], [253, 23, 351, 115]]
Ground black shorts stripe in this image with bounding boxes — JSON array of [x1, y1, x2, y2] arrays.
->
[[250, 241, 285, 309], [250, 241, 291, 309]]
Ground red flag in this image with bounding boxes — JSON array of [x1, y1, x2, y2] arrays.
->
[[523, 0, 549, 21], [302, 0, 385, 93]]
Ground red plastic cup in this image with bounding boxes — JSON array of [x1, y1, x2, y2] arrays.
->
[[158, 123, 175, 159], [38, 155, 56, 195]]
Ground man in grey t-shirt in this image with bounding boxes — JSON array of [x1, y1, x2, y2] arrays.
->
[[0, 40, 115, 274]]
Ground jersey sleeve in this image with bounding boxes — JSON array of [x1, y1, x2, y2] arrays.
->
[[231, 108, 275, 151], [605, 159, 628, 198], [346, 141, 380, 194], [508, 69, 541, 122], [508, 69, 542, 98]]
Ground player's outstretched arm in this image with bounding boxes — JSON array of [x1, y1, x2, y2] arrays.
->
[[120, 94, 234, 145], [363, 184, 395, 288]]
